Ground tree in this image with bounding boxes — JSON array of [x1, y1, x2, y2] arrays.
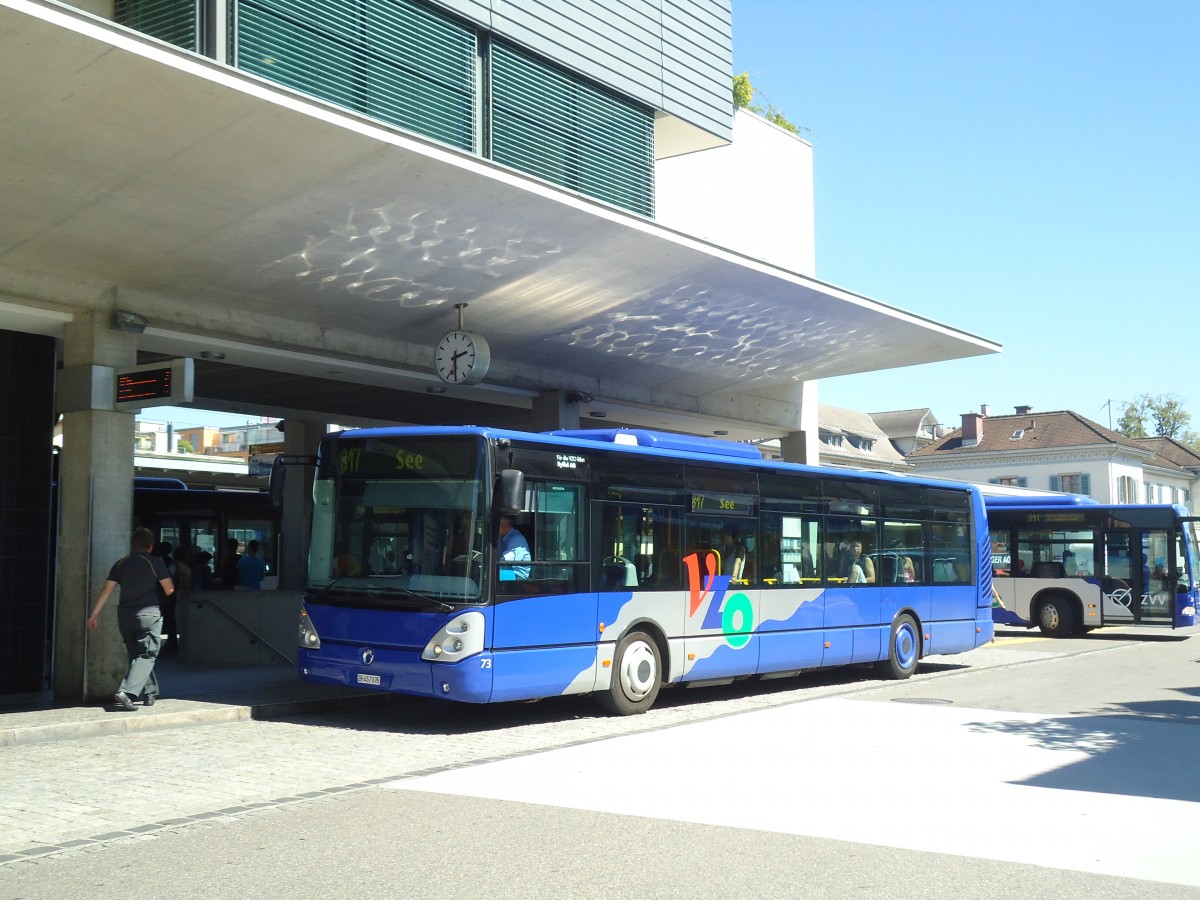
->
[[1118, 394, 1200, 447], [177, 438, 194, 454], [1117, 397, 1149, 438]]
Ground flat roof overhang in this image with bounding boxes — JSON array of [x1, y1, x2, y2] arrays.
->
[[0, 1, 1000, 438]]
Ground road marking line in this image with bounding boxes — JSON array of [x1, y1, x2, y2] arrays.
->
[[989, 636, 1044, 646]]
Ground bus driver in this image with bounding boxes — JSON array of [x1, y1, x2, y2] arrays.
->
[[498, 515, 531, 580]]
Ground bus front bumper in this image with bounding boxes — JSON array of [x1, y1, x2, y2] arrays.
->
[[298, 645, 494, 703]]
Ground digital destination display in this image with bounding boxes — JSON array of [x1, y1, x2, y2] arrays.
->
[[116, 366, 172, 403], [689, 492, 755, 516], [335, 437, 480, 478], [114, 358, 194, 408]]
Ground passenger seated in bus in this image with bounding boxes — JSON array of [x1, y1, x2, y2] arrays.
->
[[800, 544, 816, 578], [335, 543, 360, 577], [1030, 560, 1064, 579], [881, 552, 916, 583], [842, 540, 875, 583], [1062, 550, 1078, 576], [720, 525, 747, 581]]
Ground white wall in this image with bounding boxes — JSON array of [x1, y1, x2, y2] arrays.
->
[[655, 109, 816, 276], [911, 453, 1124, 503], [911, 450, 1196, 511]]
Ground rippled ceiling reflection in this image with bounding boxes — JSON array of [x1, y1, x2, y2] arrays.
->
[[270, 196, 951, 392]]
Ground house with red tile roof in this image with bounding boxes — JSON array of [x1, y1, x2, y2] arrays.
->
[[907, 405, 1197, 512]]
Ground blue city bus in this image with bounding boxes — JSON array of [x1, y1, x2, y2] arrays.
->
[[293, 427, 994, 713], [985, 495, 1200, 636]]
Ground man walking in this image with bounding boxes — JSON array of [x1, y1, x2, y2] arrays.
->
[[86, 527, 175, 710]]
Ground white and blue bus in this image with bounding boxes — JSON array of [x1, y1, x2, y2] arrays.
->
[[293, 427, 994, 714], [986, 494, 1200, 636]]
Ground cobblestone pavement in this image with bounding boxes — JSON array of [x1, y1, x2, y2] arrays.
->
[[0, 638, 1102, 868]]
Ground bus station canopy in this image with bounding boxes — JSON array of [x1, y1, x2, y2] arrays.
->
[[0, 2, 1000, 439]]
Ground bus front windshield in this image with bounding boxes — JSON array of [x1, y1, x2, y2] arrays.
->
[[307, 435, 488, 605]]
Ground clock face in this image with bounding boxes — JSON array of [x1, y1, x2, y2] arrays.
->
[[434, 330, 491, 385]]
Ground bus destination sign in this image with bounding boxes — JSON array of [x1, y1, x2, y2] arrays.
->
[[115, 358, 194, 409], [690, 492, 755, 516]]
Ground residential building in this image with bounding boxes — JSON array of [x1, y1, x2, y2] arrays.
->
[[907, 406, 1198, 512], [756, 405, 911, 471], [870, 408, 947, 456]]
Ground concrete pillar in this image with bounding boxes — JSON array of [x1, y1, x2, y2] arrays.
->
[[0, 331, 55, 696], [779, 380, 820, 465], [530, 390, 581, 432], [279, 419, 325, 590], [54, 308, 137, 705]]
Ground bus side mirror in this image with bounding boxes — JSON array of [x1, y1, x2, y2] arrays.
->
[[269, 456, 286, 507], [268, 455, 318, 507], [494, 469, 524, 515]]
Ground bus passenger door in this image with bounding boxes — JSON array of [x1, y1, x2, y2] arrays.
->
[[1102, 530, 1137, 623], [1139, 528, 1177, 626], [681, 512, 759, 682], [1104, 528, 1174, 625]]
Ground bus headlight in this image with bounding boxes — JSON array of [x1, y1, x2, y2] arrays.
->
[[422, 612, 485, 663], [298, 610, 321, 650]]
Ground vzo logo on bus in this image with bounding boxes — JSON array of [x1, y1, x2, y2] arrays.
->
[[684, 551, 753, 648]]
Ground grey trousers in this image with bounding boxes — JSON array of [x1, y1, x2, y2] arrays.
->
[[117, 611, 163, 699]]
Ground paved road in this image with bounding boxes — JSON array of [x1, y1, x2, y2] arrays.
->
[[2, 628, 1199, 897]]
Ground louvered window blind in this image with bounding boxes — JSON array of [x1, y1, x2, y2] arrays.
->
[[116, 0, 200, 52], [489, 39, 653, 216], [117, 2, 655, 215], [235, 0, 477, 151]]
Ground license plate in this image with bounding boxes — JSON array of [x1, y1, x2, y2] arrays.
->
[[357, 673, 381, 685]]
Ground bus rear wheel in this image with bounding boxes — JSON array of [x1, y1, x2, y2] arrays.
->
[[876, 613, 920, 680], [1037, 596, 1075, 637], [597, 630, 661, 715]]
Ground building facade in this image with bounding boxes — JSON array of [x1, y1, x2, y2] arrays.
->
[[907, 406, 1198, 512], [0, 0, 1000, 701]]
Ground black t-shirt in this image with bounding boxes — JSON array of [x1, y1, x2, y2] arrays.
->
[[107, 552, 170, 616]]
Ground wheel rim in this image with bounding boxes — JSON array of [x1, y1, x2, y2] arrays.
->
[[894, 620, 918, 670], [619, 639, 658, 701], [1040, 604, 1060, 631]]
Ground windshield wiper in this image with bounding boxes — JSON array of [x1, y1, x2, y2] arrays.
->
[[311, 576, 345, 602], [309, 578, 456, 612], [386, 585, 455, 612]]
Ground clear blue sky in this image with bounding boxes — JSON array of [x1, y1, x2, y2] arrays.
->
[[733, 0, 1199, 431], [138, 406, 278, 429]]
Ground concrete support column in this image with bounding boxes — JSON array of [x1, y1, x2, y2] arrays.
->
[[779, 380, 820, 465], [279, 419, 324, 591], [54, 308, 137, 705], [530, 390, 581, 432]]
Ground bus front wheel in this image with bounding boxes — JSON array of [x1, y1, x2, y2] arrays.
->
[[597, 630, 661, 715], [1037, 596, 1075, 637], [876, 613, 920, 680]]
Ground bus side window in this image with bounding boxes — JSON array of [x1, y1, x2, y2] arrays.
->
[[597, 502, 681, 591]]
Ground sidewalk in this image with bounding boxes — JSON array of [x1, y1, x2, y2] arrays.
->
[[0, 655, 388, 748]]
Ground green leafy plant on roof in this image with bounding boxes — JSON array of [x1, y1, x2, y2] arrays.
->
[[733, 72, 808, 137]]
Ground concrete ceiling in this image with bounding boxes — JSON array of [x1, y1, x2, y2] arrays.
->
[[0, 1, 1000, 440]]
